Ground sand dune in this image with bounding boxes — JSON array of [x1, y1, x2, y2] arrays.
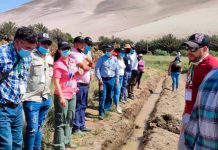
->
[[0, 0, 217, 41]]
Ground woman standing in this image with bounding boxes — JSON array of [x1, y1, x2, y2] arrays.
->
[[53, 41, 78, 149], [136, 54, 145, 89], [168, 57, 182, 91], [113, 48, 126, 113]]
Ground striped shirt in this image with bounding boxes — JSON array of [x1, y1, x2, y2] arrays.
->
[[184, 68, 218, 150], [0, 43, 32, 104]]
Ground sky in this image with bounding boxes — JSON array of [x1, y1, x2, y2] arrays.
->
[[0, 0, 32, 13]]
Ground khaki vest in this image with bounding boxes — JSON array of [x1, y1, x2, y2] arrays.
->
[[23, 51, 53, 102]]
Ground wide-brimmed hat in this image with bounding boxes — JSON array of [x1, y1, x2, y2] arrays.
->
[[124, 44, 131, 49]]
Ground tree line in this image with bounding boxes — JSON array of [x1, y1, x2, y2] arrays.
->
[[1, 21, 218, 55]]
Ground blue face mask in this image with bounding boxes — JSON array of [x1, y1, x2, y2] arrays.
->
[[61, 50, 71, 57], [130, 49, 135, 54], [105, 52, 112, 57], [83, 45, 92, 55], [120, 52, 125, 58], [37, 46, 50, 54], [18, 48, 31, 58]]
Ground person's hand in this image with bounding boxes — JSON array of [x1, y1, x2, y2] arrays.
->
[[90, 74, 95, 81], [78, 67, 84, 75], [99, 84, 104, 91], [99, 80, 103, 91], [60, 97, 66, 107]]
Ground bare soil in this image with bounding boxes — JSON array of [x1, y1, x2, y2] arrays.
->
[[142, 75, 186, 150], [71, 68, 164, 150]]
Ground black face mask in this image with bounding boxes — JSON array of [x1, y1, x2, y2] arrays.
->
[[125, 48, 131, 53], [77, 48, 83, 53]]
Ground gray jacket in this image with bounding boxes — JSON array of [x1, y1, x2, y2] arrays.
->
[[23, 51, 53, 102]]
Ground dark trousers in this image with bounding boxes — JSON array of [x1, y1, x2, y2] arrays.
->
[[73, 84, 89, 130], [127, 70, 138, 97], [136, 71, 143, 87]]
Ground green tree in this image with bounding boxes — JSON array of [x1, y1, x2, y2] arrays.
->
[[29, 23, 48, 33], [0, 21, 17, 39], [65, 33, 74, 44], [98, 36, 113, 49], [49, 28, 67, 44]]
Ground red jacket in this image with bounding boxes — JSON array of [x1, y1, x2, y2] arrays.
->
[[184, 54, 218, 114]]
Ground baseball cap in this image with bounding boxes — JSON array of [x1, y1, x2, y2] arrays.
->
[[102, 45, 113, 51], [38, 32, 52, 45], [84, 37, 93, 46], [74, 36, 85, 43], [182, 33, 210, 49], [58, 41, 71, 50]]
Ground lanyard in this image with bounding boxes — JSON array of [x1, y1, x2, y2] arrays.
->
[[67, 61, 73, 79], [17, 62, 21, 75], [187, 65, 195, 85]]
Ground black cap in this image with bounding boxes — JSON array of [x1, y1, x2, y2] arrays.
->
[[84, 36, 93, 46], [182, 33, 210, 48], [102, 45, 113, 51], [38, 32, 52, 44], [58, 41, 71, 50], [74, 36, 85, 43]]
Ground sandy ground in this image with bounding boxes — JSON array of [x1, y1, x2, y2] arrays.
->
[[0, 0, 218, 40], [143, 74, 186, 150], [66, 68, 163, 150]]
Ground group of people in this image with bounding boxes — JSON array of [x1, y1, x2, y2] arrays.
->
[[95, 44, 145, 119], [168, 33, 218, 149], [0, 26, 145, 150], [2, 26, 218, 150]]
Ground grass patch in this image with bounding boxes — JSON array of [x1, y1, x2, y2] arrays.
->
[[144, 55, 189, 73]]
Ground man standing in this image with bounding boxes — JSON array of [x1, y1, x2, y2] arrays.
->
[[184, 68, 218, 149], [120, 44, 133, 103], [0, 27, 37, 150], [178, 33, 218, 150], [71, 36, 93, 133], [95, 45, 119, 120], [127, 44, 138, 100], [23, 32, 53, 150]]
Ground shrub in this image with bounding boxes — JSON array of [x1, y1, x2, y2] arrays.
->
[[153, 49, 168, 56], [210, 50, 218, 57]]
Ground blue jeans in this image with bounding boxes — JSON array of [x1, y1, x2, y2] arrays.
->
[[114, 76, 124, 105], [73, 84, 89, 130], [121, 71, 131, 100], [0, 104, 23, 150], [171, 72, 180, 90], [99, 77, 115, 117], [23, 97, 52, 150]]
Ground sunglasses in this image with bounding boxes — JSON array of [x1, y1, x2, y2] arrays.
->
[[41, 41, 52, 46], [184, 46, 201, 52]]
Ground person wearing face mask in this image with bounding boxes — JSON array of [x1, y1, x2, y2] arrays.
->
[[95, 45, 119, 120], [71, 36, 93, 134], [113, 48, 126, 114], [177, 33, 218, 150], [22, 32, 53, 150], [0, 27, 37, 150], [53, 41, 79, 149], [136, 54, 145, 89], [127, 44, 138, 100], [120, 44, 132, 103]]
